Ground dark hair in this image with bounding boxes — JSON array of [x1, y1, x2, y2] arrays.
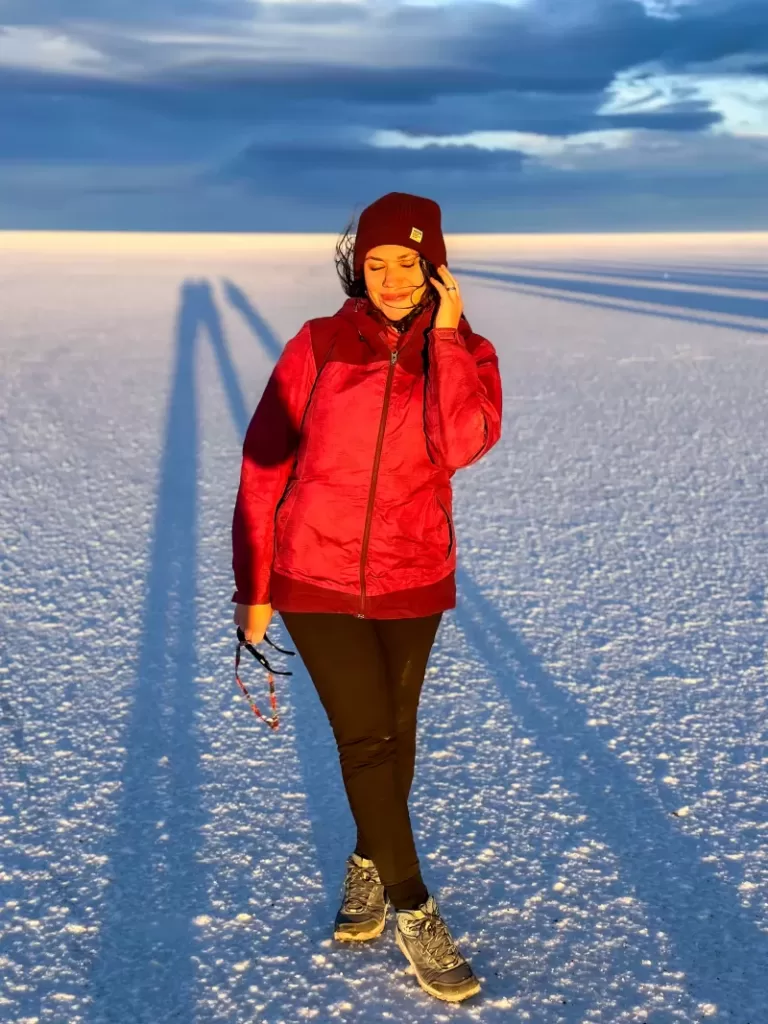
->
[[334, 212, 441, 330]]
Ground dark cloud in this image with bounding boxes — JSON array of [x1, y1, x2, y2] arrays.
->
[[0, 83, 208, 162], [0, 0, 254, 25], [155, 62, 515, 107], [439, 0, 662, 94], [0, 62, 516, 120], [661, 0, 768, 67], [215, 139, 527, 194], [5, 0, 768, 94], [439, 0, 768, 91], [600, 108, 722, 132]]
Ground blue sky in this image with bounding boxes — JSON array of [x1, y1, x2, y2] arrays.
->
[[1, 0, 767, 231]]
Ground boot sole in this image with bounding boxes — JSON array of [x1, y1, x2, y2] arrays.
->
[[395, 929, 481, 1003], [334, 905, 388, 942]]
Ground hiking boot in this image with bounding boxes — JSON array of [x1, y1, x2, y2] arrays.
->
[[333, 853, 389, 942], [395, 895, 481, 1003]]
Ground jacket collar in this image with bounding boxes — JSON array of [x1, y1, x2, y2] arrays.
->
[[334, 295, 472, 356]]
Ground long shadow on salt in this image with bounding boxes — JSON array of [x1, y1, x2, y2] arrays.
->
[[86, 281, 210, 1023], [464, 260, 768, 295], [454, 566, 768, 1021], [222, 277, 349, 919], [453, 265, 768, 335]]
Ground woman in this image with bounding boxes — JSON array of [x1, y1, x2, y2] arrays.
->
[[231, 191, 502, 1003]]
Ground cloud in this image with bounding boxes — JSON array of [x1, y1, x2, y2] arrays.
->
[[0, 26, 109, 74], [1, 0, 767, 229], [2, 1, 767, 85], [602, 69, 768, 136]]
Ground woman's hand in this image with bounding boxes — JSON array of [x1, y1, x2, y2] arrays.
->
[[234, 602, 273, 645], [430, 265, 463, 330]]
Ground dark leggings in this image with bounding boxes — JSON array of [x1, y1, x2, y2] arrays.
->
[[280, 610, 442, 908]]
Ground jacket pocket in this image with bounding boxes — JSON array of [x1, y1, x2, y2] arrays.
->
[[436, 496, 454, 560], [275, 478, 299, 535]]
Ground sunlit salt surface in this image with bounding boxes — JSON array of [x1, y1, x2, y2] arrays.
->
[[1, 231, 767, 1024]]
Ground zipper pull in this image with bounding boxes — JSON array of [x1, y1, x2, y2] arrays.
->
[[391, 350, 398, 365]]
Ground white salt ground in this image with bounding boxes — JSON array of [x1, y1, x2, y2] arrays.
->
[[1, 232, 767, 1024]]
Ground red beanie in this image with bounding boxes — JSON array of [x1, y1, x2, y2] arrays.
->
[[352, 192, 447, 277]]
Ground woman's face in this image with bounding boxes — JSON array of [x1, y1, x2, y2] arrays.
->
[[363, 244, 428, 320]]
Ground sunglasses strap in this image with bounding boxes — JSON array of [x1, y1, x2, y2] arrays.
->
[[235, 640, 280, 730], [234, 627, 296, 731]]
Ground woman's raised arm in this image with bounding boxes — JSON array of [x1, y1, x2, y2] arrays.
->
[[423, 325, 502, 472]]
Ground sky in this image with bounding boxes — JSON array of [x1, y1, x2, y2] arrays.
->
[[1, 0, 767, 232]]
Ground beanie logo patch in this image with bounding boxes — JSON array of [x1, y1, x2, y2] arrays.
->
[[409, 226, 423, 242]]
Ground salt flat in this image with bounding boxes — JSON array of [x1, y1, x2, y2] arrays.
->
[[1, 232, 767, 1024]]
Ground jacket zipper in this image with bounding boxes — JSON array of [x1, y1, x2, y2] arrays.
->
[[358, 347, 398, 617]]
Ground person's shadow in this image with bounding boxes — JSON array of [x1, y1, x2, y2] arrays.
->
[[222, 277, 350, 911], [84, 279, 349, 1023], [86, 280, 212, 1023], [456, 565, 768, 1020]]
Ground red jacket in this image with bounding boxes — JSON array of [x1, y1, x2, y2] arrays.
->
[[232, 295, 502, 618]]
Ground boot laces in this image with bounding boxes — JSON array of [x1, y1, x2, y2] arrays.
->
[[415, 913, 463, 971], [343, 860, 379, 913]]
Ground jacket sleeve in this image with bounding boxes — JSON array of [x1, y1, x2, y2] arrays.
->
[[232, 323, 316, 605], [424, 324, 503, 471]]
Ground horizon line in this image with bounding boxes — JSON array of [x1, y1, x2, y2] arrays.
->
[[2, 229, 767, 255]]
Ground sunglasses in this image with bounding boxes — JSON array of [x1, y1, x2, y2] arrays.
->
[[234, 627, 295, 731]]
